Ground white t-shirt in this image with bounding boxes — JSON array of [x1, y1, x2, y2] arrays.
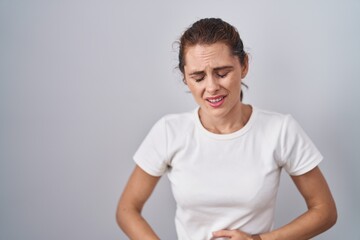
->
[[134, 106, 323, 240]]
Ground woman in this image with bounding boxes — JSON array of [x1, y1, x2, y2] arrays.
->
[[117, 18, 337, 240]]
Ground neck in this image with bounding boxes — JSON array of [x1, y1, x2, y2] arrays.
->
[[199, 103, 251, 134]]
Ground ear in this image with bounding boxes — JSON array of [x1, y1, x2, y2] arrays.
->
[[241, 54, 249, 79]]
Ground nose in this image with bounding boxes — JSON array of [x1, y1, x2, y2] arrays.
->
[[205, 76, 220, 94]]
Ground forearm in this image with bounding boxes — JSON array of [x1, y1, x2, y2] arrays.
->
[[117, 207, 160, 240], [117, 166, 162, 239], [260, 205, 337, 240]]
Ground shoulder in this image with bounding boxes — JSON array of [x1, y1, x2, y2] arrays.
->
[[253, 107, 291, 128], [162, 109, 194, 124], [158, 109, 197, 136], [250, 107, 301, 142], [253, 107, 314, 146]]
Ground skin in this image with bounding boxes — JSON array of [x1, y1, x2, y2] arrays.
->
[[183, 42, 251, 134], [116, 43, 337, 240], [117, 166, 161, 240]]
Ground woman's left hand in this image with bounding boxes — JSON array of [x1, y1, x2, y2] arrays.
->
[[212, 229, 253, 240]]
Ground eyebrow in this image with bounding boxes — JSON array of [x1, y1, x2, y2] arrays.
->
[[214, 66, 234, 71], [188, 66, 234, 76]]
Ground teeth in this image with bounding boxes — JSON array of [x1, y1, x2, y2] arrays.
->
[[208, 97, 223, 103]]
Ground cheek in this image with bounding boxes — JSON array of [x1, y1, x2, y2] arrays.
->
[[187, 84, 205, 100], [227, 78, 242, 95], [186, 82, 200, 93]]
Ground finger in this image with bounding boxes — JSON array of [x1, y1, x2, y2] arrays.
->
[[212, 229, 234, 237]]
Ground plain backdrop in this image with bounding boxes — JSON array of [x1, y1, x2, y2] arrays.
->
[[1, 0, 359, 239]]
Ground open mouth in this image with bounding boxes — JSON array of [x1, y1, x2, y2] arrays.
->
[[206, 95, 226, 107], [207, 96, 224, 103]]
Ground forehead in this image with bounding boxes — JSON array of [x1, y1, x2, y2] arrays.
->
[[184, 42, 237, 72]]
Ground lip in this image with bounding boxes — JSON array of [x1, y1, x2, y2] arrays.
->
[[205, 95, 226, 108]]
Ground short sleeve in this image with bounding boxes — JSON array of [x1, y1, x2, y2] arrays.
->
[[133, 117, 169, 177], [277, 115, 323, 176]]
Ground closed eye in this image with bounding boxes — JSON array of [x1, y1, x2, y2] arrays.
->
[[191, 74, 205, 82], [216, 72, 230, 78], [194, 76, 205, 82], [217, 73, 228, 78], [214, 66, 233, 78]]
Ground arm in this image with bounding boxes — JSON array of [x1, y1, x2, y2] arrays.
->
[[260, 166, 337, 240], [212, 167, 337, 240], [116, 165, 161, 240]]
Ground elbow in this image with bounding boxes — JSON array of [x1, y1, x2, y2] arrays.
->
[[116, 201, 127, 230], [327, 206, 338, 229], [116, 200, 141, 231], [322, 201, 338, 231], [116, 204, 122, 229]]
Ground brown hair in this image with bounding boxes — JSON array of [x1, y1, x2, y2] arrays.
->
[[178, 18, 248, 100]]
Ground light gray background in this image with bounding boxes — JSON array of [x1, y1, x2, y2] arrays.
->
[[1, 0, 359, 239]]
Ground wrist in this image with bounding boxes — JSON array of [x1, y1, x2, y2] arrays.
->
[[252, 235, 262, 240]]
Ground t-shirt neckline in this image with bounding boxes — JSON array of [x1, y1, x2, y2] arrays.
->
[[193, 105, 257, 140]]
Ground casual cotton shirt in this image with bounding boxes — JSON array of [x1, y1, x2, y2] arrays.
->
[[134, 106, 323, 240]]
